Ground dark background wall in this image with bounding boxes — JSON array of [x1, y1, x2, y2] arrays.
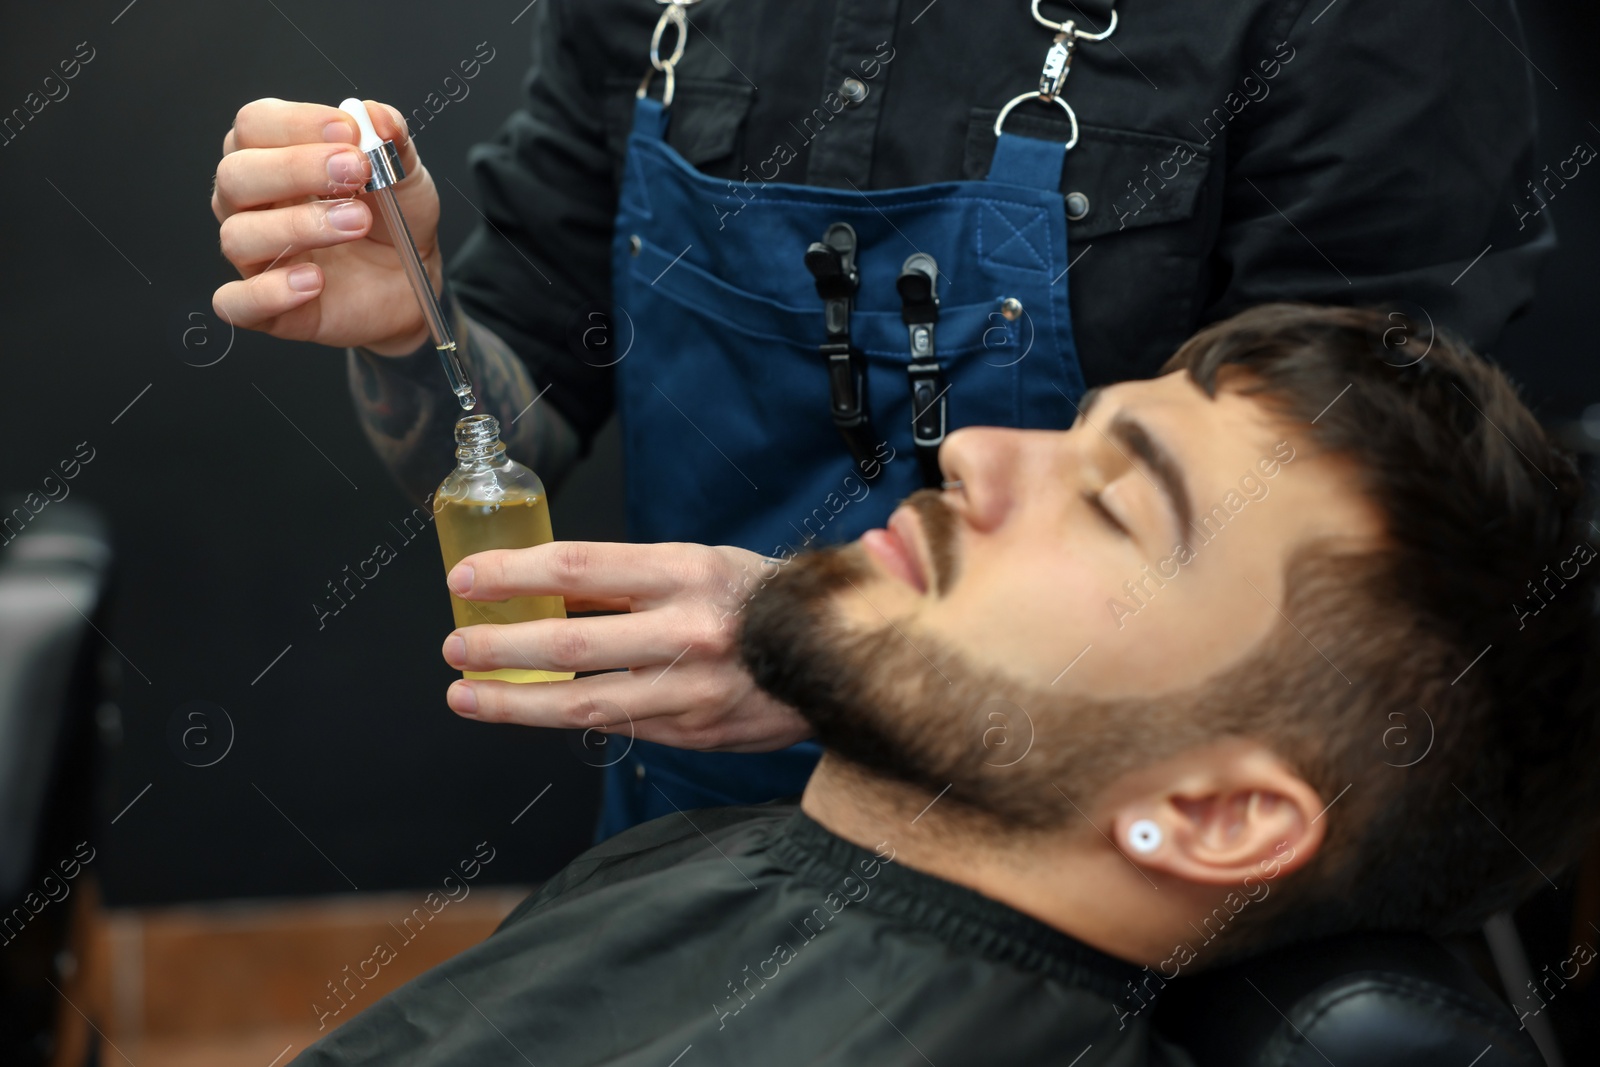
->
[[0, 0, 1594, 911], [0, 0, 626, 904]]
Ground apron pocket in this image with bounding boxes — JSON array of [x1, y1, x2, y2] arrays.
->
[[627, 235, 1034, 361], [620, 236, 1059, 481]]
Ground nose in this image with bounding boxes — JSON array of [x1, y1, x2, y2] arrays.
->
[[937, 427, 1032, 533]]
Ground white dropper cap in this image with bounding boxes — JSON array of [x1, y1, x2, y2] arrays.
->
[[338, 97, 385, 153]]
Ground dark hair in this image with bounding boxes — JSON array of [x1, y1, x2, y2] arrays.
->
[[1161, 303, 1600, 950]]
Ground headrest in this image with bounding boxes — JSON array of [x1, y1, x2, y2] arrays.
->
[[1152, 932, 1543, 1066]]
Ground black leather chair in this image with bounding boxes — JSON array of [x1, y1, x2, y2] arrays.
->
[[0, 500, 114, 1066], [1154, 931, 1546, 1066]]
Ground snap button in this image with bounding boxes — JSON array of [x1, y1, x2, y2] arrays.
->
[[1000, 297, 1024, 321], [634, 761, 646, 781], [629, 234, 642, 256], [839, 77, 868, 106], [1065, 191, 1090, 220]]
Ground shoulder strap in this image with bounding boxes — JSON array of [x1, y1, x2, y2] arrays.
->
[[984, 132, 1067, 190], [631, 95, 670, 141]]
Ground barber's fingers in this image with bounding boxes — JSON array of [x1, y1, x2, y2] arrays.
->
[[450, 542, 739, 604], [447, 662, 814, 754], [217, 99, 416, 221], [211, 265, 326, 332], [218, 200, 372, 272], [439, 540, 800, 750], [563, 595, 633, 613], [322, 99, 418, 180], [445, 608, 723, 677], [213, 144, 370, 222], [227, 98, 359, 153], [225, 97, 410, 159]]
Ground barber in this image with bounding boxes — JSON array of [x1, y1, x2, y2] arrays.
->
[[210, 0, 1549, 837]]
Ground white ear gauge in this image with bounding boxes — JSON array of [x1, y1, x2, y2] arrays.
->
[[1128, 819, 1163, 854]]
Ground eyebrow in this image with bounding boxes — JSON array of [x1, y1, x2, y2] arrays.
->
[[1077, 387, 1196, 554]]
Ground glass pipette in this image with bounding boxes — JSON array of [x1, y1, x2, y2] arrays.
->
[[338, 98, 476, 410]]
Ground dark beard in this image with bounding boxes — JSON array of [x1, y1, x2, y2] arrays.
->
[[737, 490, 1323, 829], [738, 497, 1204, 829]]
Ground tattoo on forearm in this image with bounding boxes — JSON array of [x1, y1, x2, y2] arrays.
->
[[346, 293, 581, 505]]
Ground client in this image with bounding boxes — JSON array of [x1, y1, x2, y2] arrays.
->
[[295, 305, 1600, 1065]]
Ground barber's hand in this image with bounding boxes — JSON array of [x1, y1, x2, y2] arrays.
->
[[211, 98, 439, 355], [441, 542, 815, 753]]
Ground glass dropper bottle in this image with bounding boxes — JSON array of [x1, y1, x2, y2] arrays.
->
[[434, 415, 573, 683]]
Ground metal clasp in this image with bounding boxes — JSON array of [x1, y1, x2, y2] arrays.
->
[[993, 92, 1078, 147], [994, 6, 1117, 143], [637, 0, 703, 107], [1030, 0, 1118, 39], [1039, 32, 1076, 100]]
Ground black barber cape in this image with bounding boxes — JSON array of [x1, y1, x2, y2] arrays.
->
[[293, 806, 1193, 1066]]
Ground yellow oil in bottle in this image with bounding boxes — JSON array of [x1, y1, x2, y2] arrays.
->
[[436, 497, 574, 683], [435, 413, 574, 684]]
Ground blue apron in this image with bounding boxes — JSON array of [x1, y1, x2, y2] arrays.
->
[[599, 93, 1086, 839]]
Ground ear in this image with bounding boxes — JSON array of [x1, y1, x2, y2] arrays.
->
[[1108, 741, 1325, 885]]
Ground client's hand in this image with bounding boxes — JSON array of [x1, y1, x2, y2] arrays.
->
[[440, 542, 814, 753]]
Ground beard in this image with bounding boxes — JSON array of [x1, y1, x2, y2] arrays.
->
[[738, 491, 1278, 830]]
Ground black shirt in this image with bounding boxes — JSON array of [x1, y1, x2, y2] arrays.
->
[[292, 805, 1192, 1065], [448, 0, 1552, 450]]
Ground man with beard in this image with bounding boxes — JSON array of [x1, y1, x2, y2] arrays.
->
[[293, 305, 1600, 1066]]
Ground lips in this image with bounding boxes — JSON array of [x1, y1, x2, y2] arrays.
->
[[861, 507, 929, 593]]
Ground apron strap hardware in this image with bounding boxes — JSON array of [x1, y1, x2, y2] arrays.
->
[[995, 5, 1118, 144], [636, 64, 678, 107], [1030, 0, 1118, 38], [804, 223, 882, 480], [1038, 30, 1077, 100], [897, 253, 947, 489], [994, 90, 1079, 146], [636, 0, 703, 107]]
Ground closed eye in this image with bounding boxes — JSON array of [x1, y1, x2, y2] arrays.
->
[[1083, 491, 1128, 535]]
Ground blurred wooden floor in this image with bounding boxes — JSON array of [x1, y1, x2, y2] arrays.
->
[[56, 886, 529, 1067]]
